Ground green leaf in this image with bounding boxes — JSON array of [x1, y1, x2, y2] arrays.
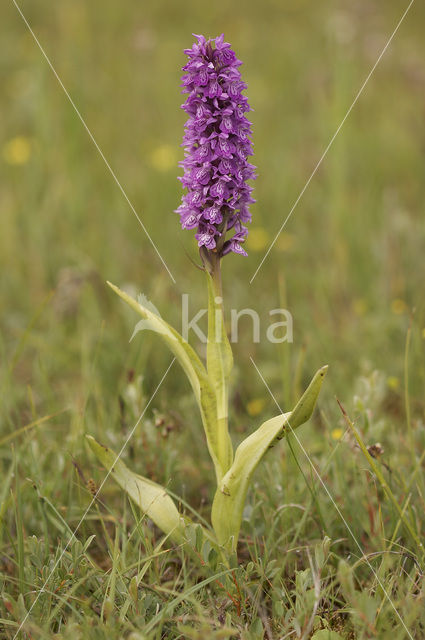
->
[[86, 435, 185, 543], [106, 282, 225, 482], [206, 271, 233, 474], [211, 365, 328, 550]]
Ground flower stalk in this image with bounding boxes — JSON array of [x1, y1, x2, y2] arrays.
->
[[205, 256, 233, 479]]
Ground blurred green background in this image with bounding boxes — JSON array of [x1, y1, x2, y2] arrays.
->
[[2, 0, 425, 506], [1, 1, 425, 635], [2, 0, 424, 414]]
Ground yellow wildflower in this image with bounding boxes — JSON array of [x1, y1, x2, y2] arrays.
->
[[247, 397, 267, 417], [150, 144, 177, 172], [391, 299, 408, 315], [387, 376, 399, 390], [353, 298, 367, 316], [3, 136, 32, 165]]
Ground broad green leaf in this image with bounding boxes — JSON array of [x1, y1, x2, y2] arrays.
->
[[107, 281, 206, 408], [86, 435, 223, 559], [86, 435, 185, 543], [106, 282, 225, 482], [211, 366, 328, 550], [206, 271, 233, 474]]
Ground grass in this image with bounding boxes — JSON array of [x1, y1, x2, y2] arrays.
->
[[1, 0, 425, 637]]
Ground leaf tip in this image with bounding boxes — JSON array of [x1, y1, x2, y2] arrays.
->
[[85, 434, 95, 447], [106, 280, 118, 292], [86, 434, 109, 455]]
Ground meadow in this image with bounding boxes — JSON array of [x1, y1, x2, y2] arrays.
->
[[1, 0, 425, 638]]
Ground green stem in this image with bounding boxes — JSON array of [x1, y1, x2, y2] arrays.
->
[[210, 252, 223, 297], [211, 257, 231, 472], [205, 252, 234, 478]]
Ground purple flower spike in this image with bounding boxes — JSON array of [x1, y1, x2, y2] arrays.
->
[[176, 34, 256, 258]]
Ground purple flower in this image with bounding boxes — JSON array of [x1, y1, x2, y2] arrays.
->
[[176, 34, 256, 257]]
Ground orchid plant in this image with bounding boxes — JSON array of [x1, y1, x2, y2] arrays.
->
[[87, 34, 327, 561]]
